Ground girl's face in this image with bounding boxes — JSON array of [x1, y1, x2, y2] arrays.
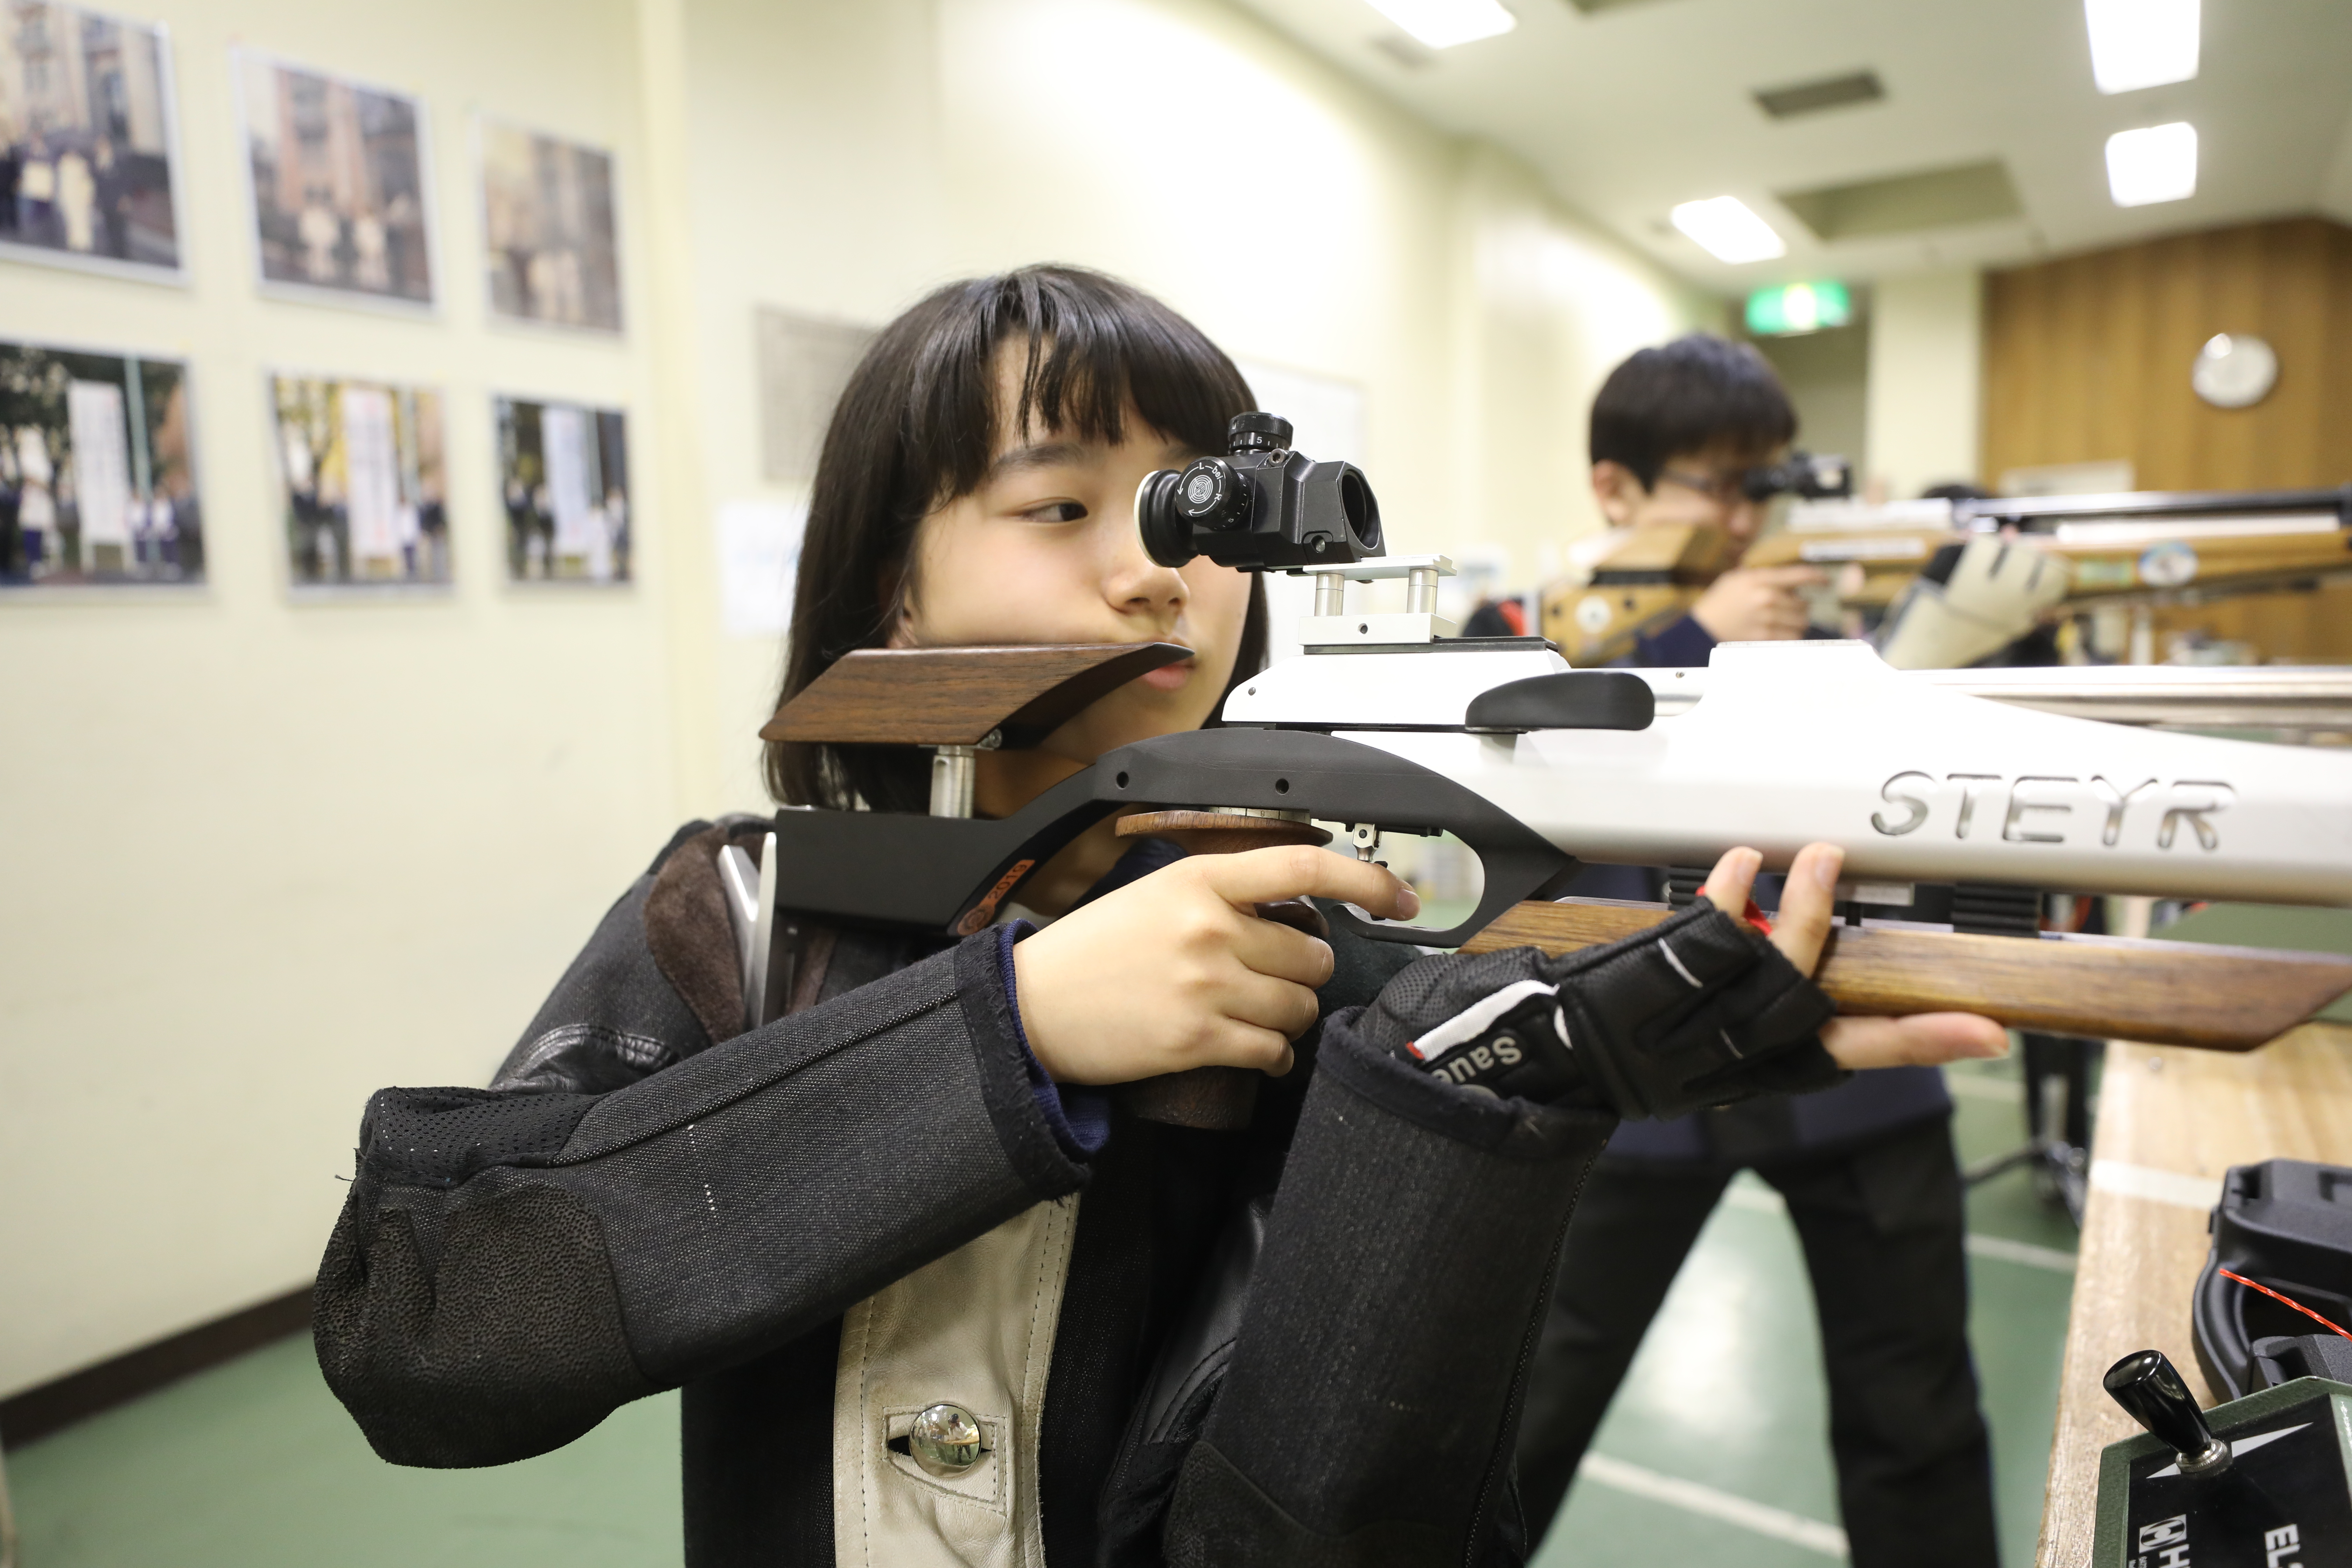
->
[[893, 368, 1253, 773]]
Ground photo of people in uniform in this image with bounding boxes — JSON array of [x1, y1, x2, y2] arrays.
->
[[238, 54, 431, 305], [0, 4, 181, 273], [479, 120, 619, 332], [496, 397, 627, 583], [271, 374, 447, 587], [0, 340, 199, 586]]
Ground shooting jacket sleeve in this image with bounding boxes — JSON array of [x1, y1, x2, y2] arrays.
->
[[1162, 1015, 1615, 1568], [313, 931, 1091, 1470]]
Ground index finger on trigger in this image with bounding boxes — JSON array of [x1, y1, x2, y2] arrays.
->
[[1198, 843, 1421, 922], [1769, 842, 1843, 975]]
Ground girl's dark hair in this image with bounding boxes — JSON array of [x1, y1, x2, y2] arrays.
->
[[1589, 333, 1797, 490], [765, 265, 1266, 811]]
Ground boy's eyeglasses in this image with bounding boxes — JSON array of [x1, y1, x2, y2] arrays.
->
[[1658, 451, 1854, 505]]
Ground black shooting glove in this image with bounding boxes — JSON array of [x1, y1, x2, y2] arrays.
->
[[1352, 903, 1844, 1121]]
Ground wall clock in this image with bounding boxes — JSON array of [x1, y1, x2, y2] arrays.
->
[[2192, 334, 2278, 409]]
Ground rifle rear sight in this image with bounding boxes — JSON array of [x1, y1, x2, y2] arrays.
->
[[1136, 412, 1383, 572]]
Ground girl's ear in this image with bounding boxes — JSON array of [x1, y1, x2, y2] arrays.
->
[[878, 559, 915, 649]]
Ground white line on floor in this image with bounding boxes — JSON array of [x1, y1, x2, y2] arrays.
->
[[1965, 1233, 2077, 1273], [1579, 1451, 1850, 1558], [1721, 1183, 2077, 1270]]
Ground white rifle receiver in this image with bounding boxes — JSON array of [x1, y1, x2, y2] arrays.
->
[[1223, 633, 2352, 908]]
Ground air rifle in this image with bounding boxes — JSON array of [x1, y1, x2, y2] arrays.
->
[[1544, 485, 2352, 667], [747, 415, 2352, 1126]]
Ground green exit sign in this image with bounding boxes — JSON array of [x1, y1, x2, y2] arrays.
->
[[1746, 281, 1852, 335]]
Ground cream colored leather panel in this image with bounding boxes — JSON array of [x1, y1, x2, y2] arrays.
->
[[833, 1196, 1080, 1568]]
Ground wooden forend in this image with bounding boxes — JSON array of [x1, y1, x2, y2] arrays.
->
[[1464, 901, 2352, 1053]]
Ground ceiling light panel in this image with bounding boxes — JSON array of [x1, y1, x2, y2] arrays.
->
[[1670, 197, 1787, 263], [2105, 122, 2198, 205], [2084, 0, 2200, 93], [1360, 0, 1516, 49]]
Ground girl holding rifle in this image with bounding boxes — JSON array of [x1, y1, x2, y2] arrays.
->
[[314, 265, 2002, 1567]]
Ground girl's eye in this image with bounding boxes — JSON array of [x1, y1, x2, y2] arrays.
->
[[1019, 500, 1087, 524]]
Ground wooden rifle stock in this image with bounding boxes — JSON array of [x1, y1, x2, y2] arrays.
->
[[1462, 901, 2352, 1051]]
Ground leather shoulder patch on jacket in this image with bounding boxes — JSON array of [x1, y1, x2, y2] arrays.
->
[[645, 824, 745, 1046]]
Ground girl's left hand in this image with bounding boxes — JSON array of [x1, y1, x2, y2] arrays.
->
[[1700, 843, 2010, 1071]]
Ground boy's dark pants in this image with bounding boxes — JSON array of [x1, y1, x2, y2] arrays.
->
[[1514, 1115, 2000, 1568]]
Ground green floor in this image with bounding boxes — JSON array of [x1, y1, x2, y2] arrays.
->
[[1534, 1054, 2077, 1565], [9, 1057, 2073, 1567]]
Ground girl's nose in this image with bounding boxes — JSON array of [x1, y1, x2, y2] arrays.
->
[[1101, 510, 1188, 620]]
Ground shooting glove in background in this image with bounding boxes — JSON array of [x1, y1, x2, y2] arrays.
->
[[1356, 903, 1843, 1121]]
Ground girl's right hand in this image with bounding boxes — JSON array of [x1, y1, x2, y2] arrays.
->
[[1011, 845, 1420, 1085]]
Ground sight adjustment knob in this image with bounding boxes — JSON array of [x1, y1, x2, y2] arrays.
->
[[1174, 456, 1251, 532], [1227, 411, 1293, 453]]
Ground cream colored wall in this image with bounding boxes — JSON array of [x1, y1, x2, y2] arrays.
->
[[1448, 144, 1725, 585], [1864, 266, 1984, 499], [672, 0, 1716, 808], [0, 0, 674, 1396], [2, 0, 1716, 1395]]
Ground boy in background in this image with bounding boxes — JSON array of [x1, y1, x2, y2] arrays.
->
[[1514, 335, 1997, 1568]]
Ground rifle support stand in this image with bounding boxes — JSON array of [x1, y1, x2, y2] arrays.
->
[[1949, 884, 2091, 1223]]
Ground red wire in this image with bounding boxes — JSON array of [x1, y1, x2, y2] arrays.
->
[[1693, 886, 1773, 936], [2219, 1267, 2352, 1343]]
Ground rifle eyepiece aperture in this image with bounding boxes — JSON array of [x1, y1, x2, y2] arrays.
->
[[1135, 411, 1383, 572], [1740, 449, 1854, 503]]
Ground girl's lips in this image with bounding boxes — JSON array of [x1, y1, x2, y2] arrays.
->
[[1139, 658, 1195, 692]]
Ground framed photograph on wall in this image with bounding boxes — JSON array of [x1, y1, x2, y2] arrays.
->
[[496, 396, 627, 583], [234, 52, 432, 308], [268, 373, 447, 588], [478, 118, 620, 333], [0, 4, 184, 279], [0, 338, 199, 586]]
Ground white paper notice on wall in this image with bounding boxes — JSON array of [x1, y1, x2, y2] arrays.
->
[[717, 498, 807, 638], [339, 385, 401, 566], [66, 380, 132, 547], [1230, 357, 1367, 465], [542, 405, 596, 556]]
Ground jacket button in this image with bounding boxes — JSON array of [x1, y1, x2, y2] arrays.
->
[[909, 1404, 986, 1477]]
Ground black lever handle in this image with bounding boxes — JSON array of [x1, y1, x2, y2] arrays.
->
[[2104, 1349, 2231, 1475]]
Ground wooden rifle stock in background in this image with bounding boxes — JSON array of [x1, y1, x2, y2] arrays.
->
[[1543, 491, 2352, 666]]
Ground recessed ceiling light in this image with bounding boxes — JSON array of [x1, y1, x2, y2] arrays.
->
[[1669, 197, 1787, 263], [1359, 0, 1516, 50], [2084, 0, 2199, 94], [2105, 122, 2198, 206]]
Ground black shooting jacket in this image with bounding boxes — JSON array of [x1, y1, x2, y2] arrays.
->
[[314, 818, 1618, 1567]]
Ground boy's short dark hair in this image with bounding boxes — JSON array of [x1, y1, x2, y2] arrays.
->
[[1589, 334, 1797, 491]]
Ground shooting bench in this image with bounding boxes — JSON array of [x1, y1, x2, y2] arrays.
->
[[2038, 1015, 2352, 1566]]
